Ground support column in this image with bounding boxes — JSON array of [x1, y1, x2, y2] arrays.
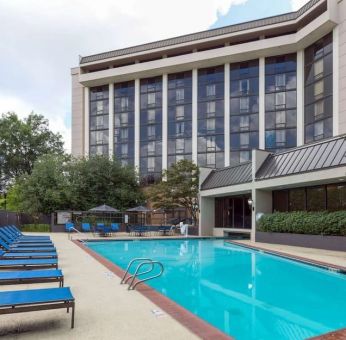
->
[[108, 83, 114, 158], [199, 196, 215, 236], [192, 68, 198, 164], [134, 79, 140, 172], [84, 87, 89, 156], [297, 50, 304, 146], [333, 26, 339, 136], [162, 74, 168, 171], [224, 63, 230, 166], [259, 57, 265, 149]]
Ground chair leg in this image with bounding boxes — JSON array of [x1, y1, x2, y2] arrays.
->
[[71, 302, 75, 328]]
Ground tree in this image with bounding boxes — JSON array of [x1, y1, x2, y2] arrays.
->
[[15, 154, 71, 219], [14, 154, 145, 216], [68, 156, 144, 211], [0, 112, 64, 187], [147, 160, 200, 224]]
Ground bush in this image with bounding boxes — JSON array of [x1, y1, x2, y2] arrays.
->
[[257, 211, 346, 236], [21, 224, 50, 232]]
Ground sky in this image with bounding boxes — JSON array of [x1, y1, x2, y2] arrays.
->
[[0, 0, 310, 152]]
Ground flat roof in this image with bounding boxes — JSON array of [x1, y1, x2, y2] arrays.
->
[[80, 0, 321, 64]]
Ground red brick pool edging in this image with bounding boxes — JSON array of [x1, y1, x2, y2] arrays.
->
[[72, 240, 232, 340]]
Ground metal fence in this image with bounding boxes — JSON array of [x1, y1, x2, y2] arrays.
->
[[0, 210, 50, 227]]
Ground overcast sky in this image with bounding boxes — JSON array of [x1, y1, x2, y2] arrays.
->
[[0, 0, 309, 152]]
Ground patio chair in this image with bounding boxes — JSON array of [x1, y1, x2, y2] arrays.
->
[[81, 223, 91, 232], [0, 239, 56, 253], [65, 222, 74, 233], [1, 228, 52, 243], [0, 287, 75, 328], [0, 269, 64, 287], [0, 258, 58, 270], [111, 223, 119, 233], [0, 250, 57, 260]]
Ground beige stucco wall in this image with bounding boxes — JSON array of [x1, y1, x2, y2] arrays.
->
[[199, 197, 215, 236], [338, 0, 346, 135], [71, 67, 85, 157]]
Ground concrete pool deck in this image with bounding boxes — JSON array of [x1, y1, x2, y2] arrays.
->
[[1, 233, 346, 339], [0, 233, 200, 340]]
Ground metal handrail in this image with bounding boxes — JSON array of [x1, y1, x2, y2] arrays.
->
[[68, 227, 90, 242], [120, 258, 153, 284], [123, 261, 154, 285], [128, 261, 164, 290]]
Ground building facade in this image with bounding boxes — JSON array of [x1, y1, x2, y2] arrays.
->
[[71, 0, 346, 236]]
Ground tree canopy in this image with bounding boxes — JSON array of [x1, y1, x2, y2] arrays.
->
[[147, 160, 199, 223], [13, 154, 144, 216], [0, 112, 64, 188]]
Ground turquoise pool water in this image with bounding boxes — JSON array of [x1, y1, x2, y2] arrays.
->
[[87, 239, 346, 340]]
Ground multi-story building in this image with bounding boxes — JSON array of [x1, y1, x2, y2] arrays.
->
[[72, 0, 346, 240]]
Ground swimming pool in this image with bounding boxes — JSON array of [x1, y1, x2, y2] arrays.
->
[[86, 239, 346, 339]]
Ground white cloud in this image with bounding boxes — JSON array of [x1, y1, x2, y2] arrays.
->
[[290, 0, 310, 11], [0, 0, 248, 153]]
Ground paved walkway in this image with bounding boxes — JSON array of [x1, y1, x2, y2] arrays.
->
[[0, 233, 198, 340], [237, 240, 346, 268]]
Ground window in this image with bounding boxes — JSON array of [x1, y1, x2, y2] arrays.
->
[[148, 141, 155, 155], [275, 74, 286, 89], [175, 139, 184, 153], [240, 151, 250, 163], [121, 97, 129, 111], [206, 118, 215, 132], [95, 91, 103, 100], [239, 116, 250, 131], [147, 93, 156, 105], [121, 143, 128, 156], [206, 153, 216, 166], [176, 122, 185, 135], [239, 79, 249, 94], [206, 84, 216, 97], [148, 125, 156, 138], [96, 101, 104, 114], [314, 59, 324, 78], [148, 109, 155, 123], [206, 136, 216, 151], [314, 80, 324, 98], [96, 115, 105, 129], [275, 92, 285, 107], [120, 112, 128, 126], [175, 106, 184, 120], [176, 155, 184, 162], [276, 111, 286, 127], [240, 97, 249, 113], [276, 130, 286, 146], [147, 157, 155, 172], [307, 187, 326, 211], [327, 184, 346, 211], [120, 128, 128, 140], [314, 120, 324, 139], [289, 188, 306, 211], [176, 88, 184, 101], [240, 133, 249, 147], [96, 131, 104, 144], [207, 101, 216, 116], [121, 159, 128, 166], [314, 100, 324, 119]]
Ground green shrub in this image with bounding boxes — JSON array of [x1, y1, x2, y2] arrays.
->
[[21, 224, 50, 232], [257, 211, 346, 236]]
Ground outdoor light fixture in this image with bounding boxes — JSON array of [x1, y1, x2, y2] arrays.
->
[[247, 198, 253, 206]]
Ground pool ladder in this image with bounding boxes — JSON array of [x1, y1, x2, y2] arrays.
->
[[120, 258, 164, 290]]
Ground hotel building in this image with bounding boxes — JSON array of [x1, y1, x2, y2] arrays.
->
[[71, 0, 346, 240]]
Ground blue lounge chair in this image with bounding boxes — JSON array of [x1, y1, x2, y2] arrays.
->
[[0, 239, 56, 253], [0, 250, 57, 260], [0, 258, 58, 270], [0, 231, 53, 246], [0, 287, 75, 328], [65, 222, 74, 232], [4, 226, 50, 240], [81, 223, 91, 232], [0, 269, 64, 287], [111, 223, 119, 232]]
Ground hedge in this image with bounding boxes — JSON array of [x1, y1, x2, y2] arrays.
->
[[21, 224, 50, 232], [257, 211, 346, 236]]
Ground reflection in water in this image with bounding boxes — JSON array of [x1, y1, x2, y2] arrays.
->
[[88, 239, 346, 340]]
